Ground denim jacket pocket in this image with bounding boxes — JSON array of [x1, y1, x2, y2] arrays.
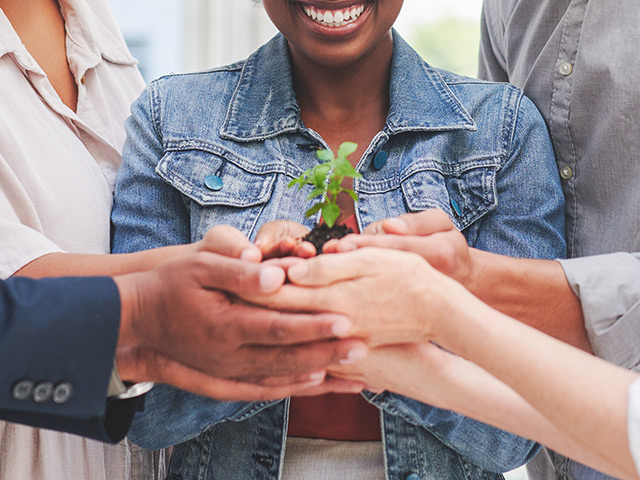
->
[[156, 146, 276, 239], [401, 158, 499, 232]]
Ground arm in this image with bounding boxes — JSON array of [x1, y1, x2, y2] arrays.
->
[[267, 248, 640, 479], [0, 275, 132, 442]]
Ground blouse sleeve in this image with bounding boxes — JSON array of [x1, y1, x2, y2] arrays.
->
[[629, 378, 640, 475], [0, 153, 64, 278]]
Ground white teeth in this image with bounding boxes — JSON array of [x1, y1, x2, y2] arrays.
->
[[303, 3, 366, 28]]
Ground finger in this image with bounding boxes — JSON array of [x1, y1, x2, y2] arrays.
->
[[192, 252, 286, 294], [286, 248, 382, 286], [319, 234, 462, 274], [255, 220, 309, 257], [259, 370, 326, 386], [292, 378, 365, 396], [362, 219, 387, 235], [231, 307, 353, 344], [198, 225, 262, 262], [383, 209, 457, 236], [238, 340, 368, 378]]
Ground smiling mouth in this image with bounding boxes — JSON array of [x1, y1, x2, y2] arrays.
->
[[302, 2, 369, 28]]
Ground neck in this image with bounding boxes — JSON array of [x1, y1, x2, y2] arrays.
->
[[290, 32, 393, 125]]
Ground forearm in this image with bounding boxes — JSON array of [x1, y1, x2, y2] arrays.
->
[[13, 244, 194, 278], [437, 299, 638, 478], [467, 249, 592, 351], [410, 349, 628, 478]]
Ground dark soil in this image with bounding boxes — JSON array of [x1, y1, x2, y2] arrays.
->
[[303, 223, 353, 253]]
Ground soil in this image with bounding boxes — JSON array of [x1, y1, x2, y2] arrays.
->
[[303, 223, 353, 253]]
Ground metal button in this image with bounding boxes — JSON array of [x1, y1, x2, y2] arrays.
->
[[204, 174, 223, 191], [80, 74, 86, 85], [12, 380, 34, 401], [560, 165, 573, 180], [53, 382, 74, 404], [33, 381, 54, 403], [559, 62, 573, 76], [373, 151, 388, 170], [406, 473, 421, 480]]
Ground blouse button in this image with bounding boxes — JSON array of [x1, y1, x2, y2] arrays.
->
[[560, 165, 573, 180], [204, 175, 223, 191], [558, 62, 573, 76]]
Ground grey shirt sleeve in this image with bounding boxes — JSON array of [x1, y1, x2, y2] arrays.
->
[[558, 253, 640, 371]]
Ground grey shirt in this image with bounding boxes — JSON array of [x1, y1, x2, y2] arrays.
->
[[479, 1, 640, 478]]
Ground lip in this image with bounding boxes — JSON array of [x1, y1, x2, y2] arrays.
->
[[295, 1, 373, 38]]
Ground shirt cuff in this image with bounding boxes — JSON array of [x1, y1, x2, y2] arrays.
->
[[558, 253, 640, 371], [628, 378, 640, 477]]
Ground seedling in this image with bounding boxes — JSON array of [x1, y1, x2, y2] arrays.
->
[[288, 141, 362, 228]]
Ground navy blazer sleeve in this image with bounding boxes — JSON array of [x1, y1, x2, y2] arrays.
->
[[0, 276, 137, 443]]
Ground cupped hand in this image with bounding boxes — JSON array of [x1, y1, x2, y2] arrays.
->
[[115, 251, 369, 383], [239, 247, 469, 347], [324, 209, 472, 285], [117, 345, 364, 402], [253, 220, 316, 259]]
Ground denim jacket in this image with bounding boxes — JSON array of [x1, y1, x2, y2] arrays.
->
[[112, 33, 565, 480]]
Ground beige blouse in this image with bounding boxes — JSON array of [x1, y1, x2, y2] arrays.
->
[[0, 0, 165, 478]]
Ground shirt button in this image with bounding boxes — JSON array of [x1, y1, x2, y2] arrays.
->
[[406, 474, 421, 480], [204, 174, 223, 191], [373, 151, 388, 170], [53, 382, 74, 404], [33, 381, 54, 403], [12, 380, 34, 401], [560, 165, 573, 180], [558, 62, 573, 76]]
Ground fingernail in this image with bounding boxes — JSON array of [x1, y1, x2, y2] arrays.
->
[[308, 370, 326, 382], [241, 247, 261, 262], [383, 218, 408, 234], [259, 266, 285, 292], [340, 344, 368, 364], [331, 318, 352, 337], [288, 262, 308, 281]]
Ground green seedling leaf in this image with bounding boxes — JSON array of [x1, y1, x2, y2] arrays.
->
[[322, 203, 340, 228], [289, 141, 360, 228], [312, 164, 331, 187], [345, 189, 359, 202], [316, 149, 334, 162], [306, 187, 326, 200], [337, 141, 358, 159], [305, 202, 324, 217]]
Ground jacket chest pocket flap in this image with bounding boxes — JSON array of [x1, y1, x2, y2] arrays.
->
[[401, 159, 499, 231], [155, 148, 276, 208]]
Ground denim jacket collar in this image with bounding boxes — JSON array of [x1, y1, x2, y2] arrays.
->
[[221, 31, 476, 142]]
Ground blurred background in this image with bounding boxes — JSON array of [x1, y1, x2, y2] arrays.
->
[[109, 0, 483, 82], [107, 1, 528, 477]]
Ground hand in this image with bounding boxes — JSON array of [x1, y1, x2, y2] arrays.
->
[[253, 220, 316, 259], [115, 252, 368, 383], [328, 342, 457, 404], [241, 247, 472, 347], [197, 224, 264, 262], [117, 345, 364, 402], [325, 209, 473, 285]]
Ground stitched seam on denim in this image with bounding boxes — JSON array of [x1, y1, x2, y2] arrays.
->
[[164, 141, 287, 176], [149, 82, 163, 146]]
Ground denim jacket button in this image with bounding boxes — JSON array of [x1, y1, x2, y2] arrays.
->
[[405, 473, 421, 480], [204, 174, 224, 191], [373, 151, 388, 170]]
